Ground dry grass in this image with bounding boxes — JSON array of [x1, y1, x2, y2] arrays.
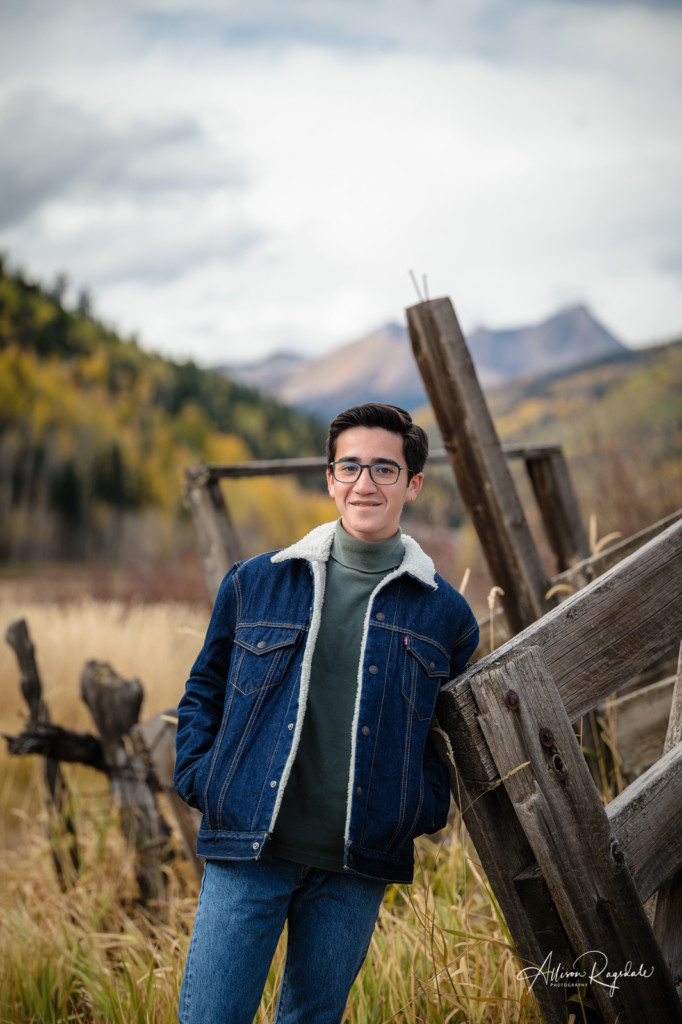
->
[[0, 594, 208, 734], [0, 812, 542, 1024], [0, 593, 543, 1024]]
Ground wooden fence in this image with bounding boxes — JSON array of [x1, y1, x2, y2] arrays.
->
[[5, 295, 681, 1021], [185, 439, 588, 615], [434, 521, 682, 1021], [406, 298, 682, 1021]]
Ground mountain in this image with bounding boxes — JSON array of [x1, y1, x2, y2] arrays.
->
[[467, 304, 627, 386], [222, 304, 627, 415], [217, 350, 309, 395]]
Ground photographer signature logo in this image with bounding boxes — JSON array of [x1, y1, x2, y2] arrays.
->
[[517, 951, 654, 998]]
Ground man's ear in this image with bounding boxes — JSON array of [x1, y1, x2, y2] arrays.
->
[[406, 472, 424, 502], [326, 468, 335, 498]]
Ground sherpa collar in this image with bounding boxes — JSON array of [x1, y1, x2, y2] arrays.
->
[[271, 520, 438, 590]]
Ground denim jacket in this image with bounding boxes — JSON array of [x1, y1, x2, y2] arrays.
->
[[174, 521, 479, 883]]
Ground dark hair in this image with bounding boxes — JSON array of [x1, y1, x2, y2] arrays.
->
[[326, 403, 429, 478]]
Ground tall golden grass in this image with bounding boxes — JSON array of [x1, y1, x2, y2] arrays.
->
[[0, 595, 543, 1023]]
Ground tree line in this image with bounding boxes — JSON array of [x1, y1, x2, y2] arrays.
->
[[0, 257, 327, 564]]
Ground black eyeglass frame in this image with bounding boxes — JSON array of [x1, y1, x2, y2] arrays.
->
[[328, 461, 411, 486]]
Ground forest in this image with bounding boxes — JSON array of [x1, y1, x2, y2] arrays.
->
[[0, 257, 327, 567]]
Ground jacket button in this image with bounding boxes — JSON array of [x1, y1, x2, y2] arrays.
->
[[270, 780, 277, 788], [356, 786, 363, 797], [429, 661, 436, 671], [361, 726, 370, 737], [376, 612, 385, 622], [257, 640, 267, 650], [368, 665, 379, 675], [252, 842, 260, 850]]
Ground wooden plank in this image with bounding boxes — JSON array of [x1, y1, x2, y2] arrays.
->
[[475, 511, 682, 662], [606, 743, 682, 902], [664, 644, 682, 752], [206, 455, 329, 478], [654, 644, 682, 992], [524, 448, 590, 571], [197, 443, 562, 479], [406, 297, 552, 633], [440, 517, 682, 788], [432, 725, 574, 1024], [601, 674, 676, 778], [472, 645, 682, 1023], [554, 508, 682, 592]]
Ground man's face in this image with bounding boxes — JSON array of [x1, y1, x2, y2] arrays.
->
[[327, 426, 423, 543]]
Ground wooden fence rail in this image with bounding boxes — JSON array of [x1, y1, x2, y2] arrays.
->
[[435, 518, 682, 1022], [185, 441, 586, 606]]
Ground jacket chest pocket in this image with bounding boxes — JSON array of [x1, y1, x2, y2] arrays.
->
[[230, 625, 302, 695], [401, 638, 451, 722]]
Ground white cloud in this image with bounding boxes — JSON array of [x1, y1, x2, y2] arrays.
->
[[0, 0, 680, 364]]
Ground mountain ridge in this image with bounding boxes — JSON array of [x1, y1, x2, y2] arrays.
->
[[220, 303, 628, 415]]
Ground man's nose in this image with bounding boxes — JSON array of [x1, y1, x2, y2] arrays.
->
[[354, 466, 378, 489]]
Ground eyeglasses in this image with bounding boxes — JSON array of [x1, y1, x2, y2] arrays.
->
[[329, 461, 408, 486]]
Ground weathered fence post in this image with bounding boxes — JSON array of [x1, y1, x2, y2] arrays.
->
[[5, 619, 79, 887], [406, 297, 554, 632], [653, 643, 682, 994], [185, 466, 243, 601], [522, 445, 591, 570], [132, 710, 203, 880], [436, 519, 682, 1022], [81, 661, 173, 902], [473, 645, 681, 1022]]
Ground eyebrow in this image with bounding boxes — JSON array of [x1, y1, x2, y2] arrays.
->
[[335, 457, 401, 467]]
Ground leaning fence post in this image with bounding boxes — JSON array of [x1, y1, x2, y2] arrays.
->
[[406, 297, 553, 632], [5, 619, 79, 888]]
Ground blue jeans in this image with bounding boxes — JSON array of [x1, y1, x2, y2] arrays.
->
[[179, 854, 387, 1024]]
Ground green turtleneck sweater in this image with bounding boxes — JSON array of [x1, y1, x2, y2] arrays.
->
[[268, 520, 404, 872]]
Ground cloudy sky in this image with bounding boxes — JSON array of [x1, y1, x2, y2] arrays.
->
[[1, 0, 681, 367]]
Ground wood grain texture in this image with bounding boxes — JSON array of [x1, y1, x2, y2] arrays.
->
[[472, 645, 682, 1023], [406, 297, 552, 632], [441, 518, 682, 787]]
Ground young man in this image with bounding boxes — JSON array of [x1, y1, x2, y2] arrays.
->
[[174, 403, 479, 1024]]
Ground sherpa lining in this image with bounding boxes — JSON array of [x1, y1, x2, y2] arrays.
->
[[271, 520, 438, 590]]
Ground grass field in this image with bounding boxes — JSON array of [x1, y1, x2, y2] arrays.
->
[[0, 594, 546, 1023]]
